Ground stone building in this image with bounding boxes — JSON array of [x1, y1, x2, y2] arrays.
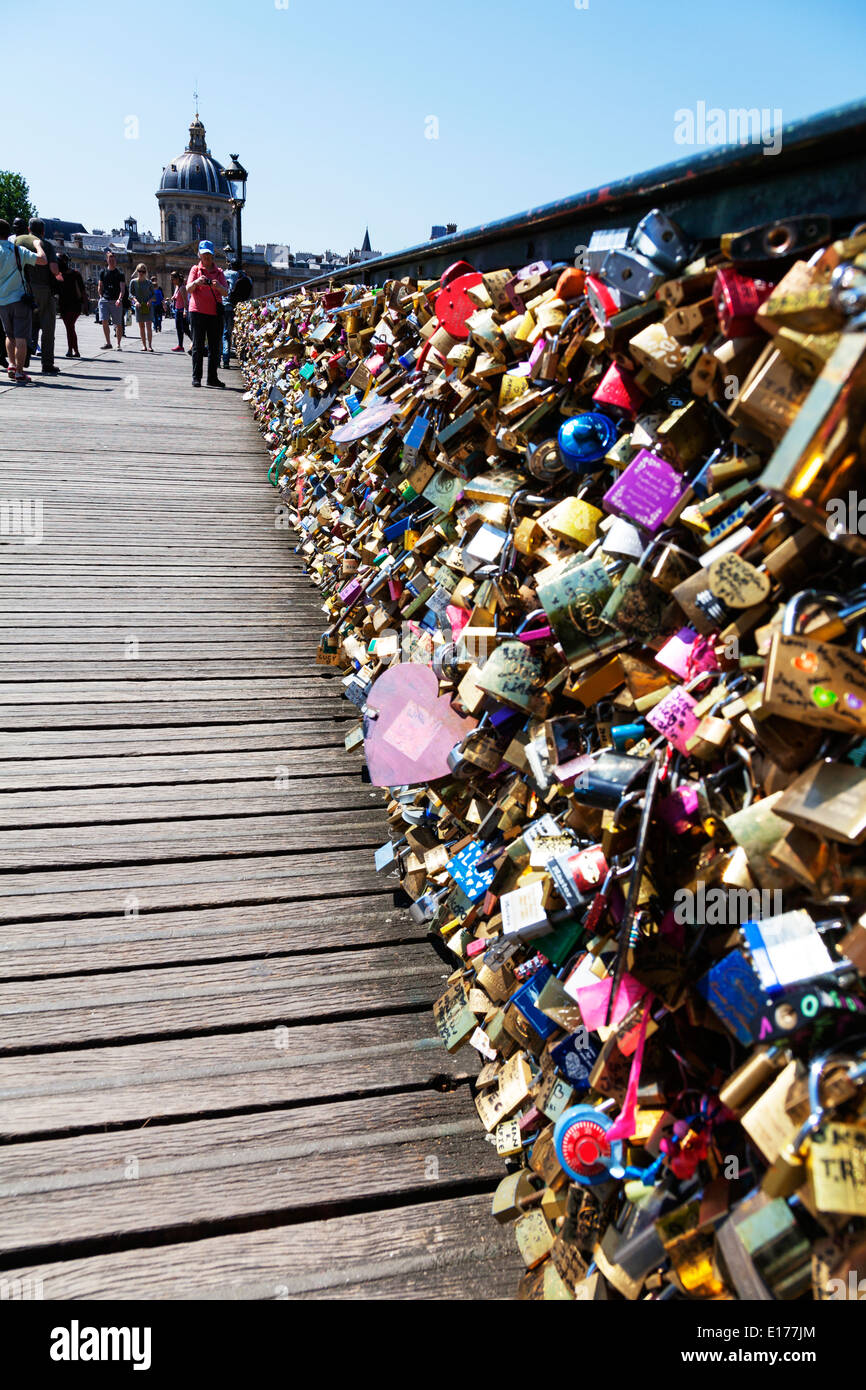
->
[[157, 114, 237, 252], [42, 113, 374, 303]]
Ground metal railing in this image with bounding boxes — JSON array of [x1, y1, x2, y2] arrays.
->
[[251, 98, 866, 302]]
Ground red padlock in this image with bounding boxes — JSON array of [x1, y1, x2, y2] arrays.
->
[[584, 273, 622, 327], [713, 267, 773, 337], [434, 260, 484, 340], [592, 360, 646, 417]]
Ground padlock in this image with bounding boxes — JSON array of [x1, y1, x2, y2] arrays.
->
[[601, 248, 667, 304], [598, 533, 686, 641], [761, 1047, 860, 1198], [554, 1104, 624, 1185], [631, 209, 693, 273]]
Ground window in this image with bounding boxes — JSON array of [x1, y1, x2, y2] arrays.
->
[[191, 214, 207, 241], [166, 213, 177, 241], [222, 219, 232, 249]]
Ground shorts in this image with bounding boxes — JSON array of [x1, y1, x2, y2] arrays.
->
[[99, 297, 123, 326], [0, 297, 32, 341], [134, 305, 152, 323]]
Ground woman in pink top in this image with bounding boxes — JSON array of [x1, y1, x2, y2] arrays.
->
[[186, 240, 227, 388], [170, 271, 189, 352]]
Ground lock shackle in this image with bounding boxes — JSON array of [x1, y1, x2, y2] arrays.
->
[[800, 1042, 866, 1144], [682, 669, 718, 697], [781, 589, 846, 636], [548, 306, 584, 351], [636, 527, 699, 570], [508, 488, 551, 524], [515, 608, 546, 636], [612, 789, 644, 828]]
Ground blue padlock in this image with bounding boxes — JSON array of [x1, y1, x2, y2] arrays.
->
[[553, 1104, 623, 1185], [557, 412, 618, 471]]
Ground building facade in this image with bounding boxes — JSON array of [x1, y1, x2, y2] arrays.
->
[[156, 115, 237, 252]]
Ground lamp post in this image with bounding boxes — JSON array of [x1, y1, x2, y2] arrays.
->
[[224, 154, 247, 271]]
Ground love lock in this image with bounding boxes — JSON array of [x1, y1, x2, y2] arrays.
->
[[434, 260, 484, 341], [554, 1104, 623, 1185]]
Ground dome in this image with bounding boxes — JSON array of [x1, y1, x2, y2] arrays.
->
[[160, 116, 233, 197]]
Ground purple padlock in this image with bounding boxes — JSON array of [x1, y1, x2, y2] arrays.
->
[[603, 448, 685, 533], [339, 577, 363, 605]]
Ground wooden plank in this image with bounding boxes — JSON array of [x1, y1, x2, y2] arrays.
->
[[0, 895, 411, 979], [0, 942, 444, 1050], [0, 846, 387, 922], [0, 808, 385, 868], [0, 631, 326, 646], [0, 1013, 469, 1133], [0, 661, 334, 679], [0, 1194, 518, 1300], [0, 678, 342, 704], [0, 777, 376, 829], [0, 700, 346, 727], [0, 1091, 498, 1256], [0, 719, 356, 757], [0, 746, 361, 789]]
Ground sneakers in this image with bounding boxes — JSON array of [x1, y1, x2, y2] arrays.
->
[[100, 343, 112, 350], [171, 346, 184, 353]]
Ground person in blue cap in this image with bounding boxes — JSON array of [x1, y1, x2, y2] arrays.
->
[[185, 240, 228, 388]]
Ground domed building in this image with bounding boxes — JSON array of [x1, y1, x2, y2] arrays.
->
[[157, 113, 237, 251]]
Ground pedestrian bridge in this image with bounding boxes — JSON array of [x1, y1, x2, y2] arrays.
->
[[0, 320, 518, 1299]]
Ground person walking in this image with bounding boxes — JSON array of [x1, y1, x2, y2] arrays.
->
[[0, 219, 47, 384], [222, 263, 253, 368], [129, 263, 155, 351], [186, 240, 227, 388], [13, 218, 62, 375], [98, 251, 125, 350], [170, 271, 189, 352], [56, 254, 87, 357], [151, 278, 164, 332]]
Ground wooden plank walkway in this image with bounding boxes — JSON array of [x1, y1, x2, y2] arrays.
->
[[0, 319, 518, 1299]]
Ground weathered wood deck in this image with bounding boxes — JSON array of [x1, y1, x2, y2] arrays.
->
[[0, 319, 518, 1299]]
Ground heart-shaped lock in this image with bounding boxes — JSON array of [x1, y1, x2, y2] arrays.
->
[[363, 663, 477, 787]]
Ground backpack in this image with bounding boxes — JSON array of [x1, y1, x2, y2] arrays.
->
[[230, 273, 253, 307]]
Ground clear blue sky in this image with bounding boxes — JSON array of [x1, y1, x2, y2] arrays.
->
[[5, 0, 866, 255]]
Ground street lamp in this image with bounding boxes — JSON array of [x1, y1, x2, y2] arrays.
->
[[223, 153, 248, 271]]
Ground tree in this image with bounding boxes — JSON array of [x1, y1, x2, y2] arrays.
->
[[0, 172, 37, 226]]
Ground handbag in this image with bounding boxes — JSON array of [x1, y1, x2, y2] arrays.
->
[[12, 243, 37, 311]]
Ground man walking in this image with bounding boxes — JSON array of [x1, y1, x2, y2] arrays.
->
[[98, 250, 126, 350], [0, 219, 47, 385], [13, 218, 62, 375]]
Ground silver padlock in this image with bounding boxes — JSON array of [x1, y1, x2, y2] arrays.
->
[[600, 247, 666, 304], [578, 227, 630, 275], [631, 209, 693, 273]]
